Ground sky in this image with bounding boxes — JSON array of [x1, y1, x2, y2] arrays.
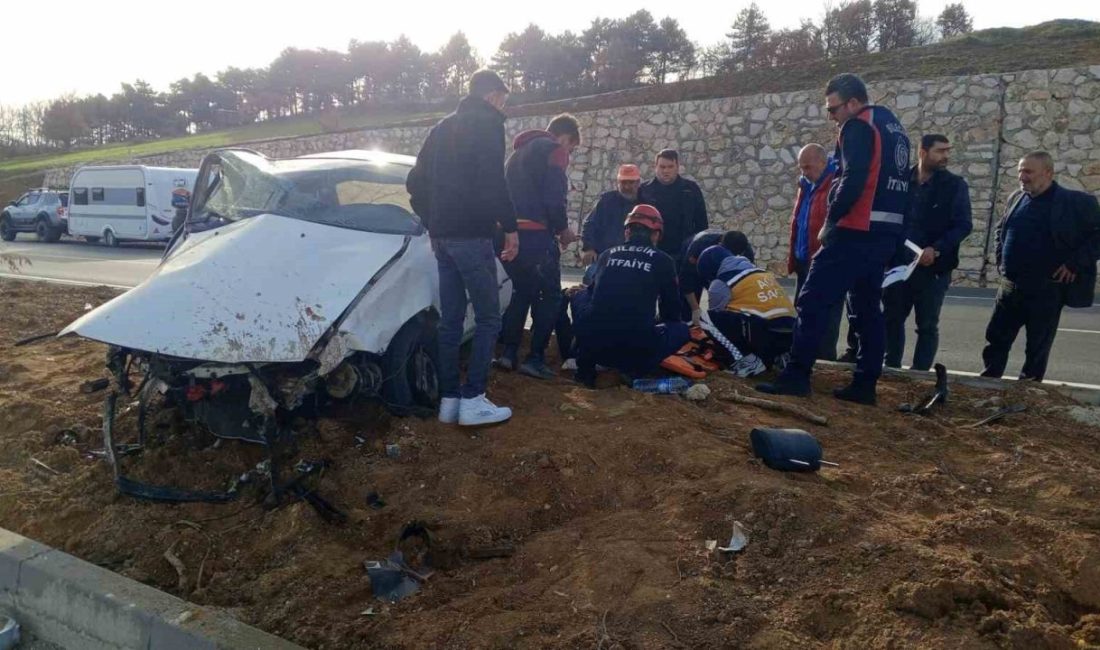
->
[[1, 0, 1097, 107]]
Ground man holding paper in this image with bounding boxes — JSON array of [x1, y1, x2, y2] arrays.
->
[[883, 134, 973, 371], [757, 73, 911, 405]]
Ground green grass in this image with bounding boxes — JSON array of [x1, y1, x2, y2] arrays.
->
[[0, 108, 445, 176]]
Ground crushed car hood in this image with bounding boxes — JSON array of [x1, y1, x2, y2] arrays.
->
[[61, 214, 407, 363]]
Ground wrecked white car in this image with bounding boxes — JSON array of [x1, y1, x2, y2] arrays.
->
[[62, 149, 511, 501]]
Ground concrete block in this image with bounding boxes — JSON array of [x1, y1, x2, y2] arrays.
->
[[1, 527, 302, 650]]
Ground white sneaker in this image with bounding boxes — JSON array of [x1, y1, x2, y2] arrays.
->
[[459, 394, 512, 426], [729, 354, 766, 378], [438, 397, 460, 424], [561, 358, 578, 371]]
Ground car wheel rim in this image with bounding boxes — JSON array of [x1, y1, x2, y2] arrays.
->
[[37, 223, 47, 239], [411, 345, 438, 405]]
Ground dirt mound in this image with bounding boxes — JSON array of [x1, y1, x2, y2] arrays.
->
[[1, 278, 1099, 649]]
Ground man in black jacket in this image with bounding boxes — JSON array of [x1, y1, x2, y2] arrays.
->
[[981, 151, 1100, 381], [406, 69, 518, 427], [640, 149, 709, 264], [884, 134, 973, 370]]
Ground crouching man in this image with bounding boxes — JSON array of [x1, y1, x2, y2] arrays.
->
[[572, 205, 689, 387], [697, 232, 797, 375]]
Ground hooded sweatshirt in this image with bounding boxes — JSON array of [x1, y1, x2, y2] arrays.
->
[[505, 130, 570, 234]]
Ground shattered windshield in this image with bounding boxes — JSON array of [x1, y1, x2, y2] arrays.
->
[[190, 151, 421, 236]]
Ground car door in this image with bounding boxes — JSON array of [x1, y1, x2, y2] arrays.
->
[[7, 193, 28, 225], [18, 191, 41, 226]]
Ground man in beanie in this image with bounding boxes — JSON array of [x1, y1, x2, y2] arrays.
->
[[406, 69, 517, 427]]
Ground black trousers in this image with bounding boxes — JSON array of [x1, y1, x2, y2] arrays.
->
[[981, 280, 1065, 381], [793, 259, 845, 361]]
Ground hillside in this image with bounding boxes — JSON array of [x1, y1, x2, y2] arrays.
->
[[1, 19, 1097, 185]]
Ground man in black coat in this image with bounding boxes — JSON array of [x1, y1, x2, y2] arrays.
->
[[981, 151, 1100, 381], [884, 134, 973, 370], [406, 69, 518, 427], [640, 149, 709, 264]]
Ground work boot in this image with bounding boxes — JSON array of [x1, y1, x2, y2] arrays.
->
[[832, 380, 877, 406], [438, 397, 460, 424], [459, 394, 512, 426], [837, 349, 858, 364], [494, 345, 518, 371], [519, 358, 556, 380], [755, 373, 811, 397]]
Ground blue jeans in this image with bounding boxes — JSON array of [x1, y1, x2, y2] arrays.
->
[[433, 238, 502, 399], [784, 236, 896, 384], [884, 268, 952, 370]]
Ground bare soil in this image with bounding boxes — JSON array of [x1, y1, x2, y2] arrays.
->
[[1, 278, 1099, 649]]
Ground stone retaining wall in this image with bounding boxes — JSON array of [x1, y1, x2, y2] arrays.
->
[[45, 65, 1100, 285]]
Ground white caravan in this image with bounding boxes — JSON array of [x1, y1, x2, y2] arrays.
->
[[67, 165, 198, 245]]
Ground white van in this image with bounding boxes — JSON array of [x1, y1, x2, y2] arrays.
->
[[67, 165, 199, 246]]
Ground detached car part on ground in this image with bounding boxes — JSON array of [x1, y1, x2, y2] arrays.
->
[[62, 149, 512, 502]]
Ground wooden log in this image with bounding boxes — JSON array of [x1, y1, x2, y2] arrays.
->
[[718, 390, 828, 426]]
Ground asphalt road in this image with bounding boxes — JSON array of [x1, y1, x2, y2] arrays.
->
[[3, 237, 1099, 386]]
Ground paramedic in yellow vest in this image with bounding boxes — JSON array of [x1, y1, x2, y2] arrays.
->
[[697, 232, 796, 373]]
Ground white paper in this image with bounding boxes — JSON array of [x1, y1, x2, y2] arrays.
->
[[882, 240, 924, 288]]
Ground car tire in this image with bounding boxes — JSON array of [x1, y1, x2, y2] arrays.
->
[[103, 230, 118, 247], [35, 216, 61, 243], [382, 314, 441, 416], [0, 215, 15, 242]]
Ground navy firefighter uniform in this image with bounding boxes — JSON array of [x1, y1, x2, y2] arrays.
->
[[573, 205, 690, 386], [760, 103, 912, 399]]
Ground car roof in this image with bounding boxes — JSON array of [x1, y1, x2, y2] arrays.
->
[[297, 149, 416, 167]]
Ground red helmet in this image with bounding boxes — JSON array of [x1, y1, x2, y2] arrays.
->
[[624, 204, 663, 233]]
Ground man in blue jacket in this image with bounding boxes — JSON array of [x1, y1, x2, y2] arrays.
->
[[406, 69, 518, 427], [498, 114, 581, 380], [981, 151, 1100, 381], [581, 164, 642, 264], [884, 134, 973, 371], [758, 73, 911, 405]]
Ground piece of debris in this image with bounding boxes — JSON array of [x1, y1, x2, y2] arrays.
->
[[750, 428, 838, 472], [720, 391, 828, 426], [683, 383, 712, 402], [717, 521, 749, 553], [163, 541, 189, 593], [0, 614, 20, 650], [365, 551, 427, 603], [386, 443, 401, 459], [13, 331, 59, 348], [466, 544, 516, 560], [29, 457, 61, 476], [705, 540, 718, 552], [80, 378, 111, 394], [366, 491, 386, 510], [899, 363, 949, 415], [962, 404, 1028, 428]]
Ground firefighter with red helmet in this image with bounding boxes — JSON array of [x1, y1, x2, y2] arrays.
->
[[571, 204, 690, 387]]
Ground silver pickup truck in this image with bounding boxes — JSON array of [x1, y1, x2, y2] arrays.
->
[[0, 188, 69, 242]]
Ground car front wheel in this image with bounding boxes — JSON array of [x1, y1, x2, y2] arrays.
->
[[381, 314, 441, 416], [0, 216, 15, 242]]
